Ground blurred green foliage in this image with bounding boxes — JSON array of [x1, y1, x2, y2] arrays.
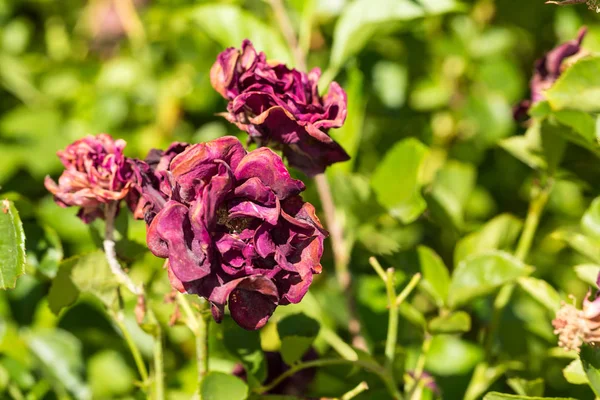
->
[[3, 0, 600, 399]]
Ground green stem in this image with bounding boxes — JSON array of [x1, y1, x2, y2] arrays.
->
[[395, 273, 422, 307], [177, 293, 209, 392], [406, 334, 432, 400], [340, 381, 369, 400], [485, 179, 553, 357], [384, 268, 399, 370], [320, 326, 359, 361], [154, 325, 165, 400], [254, 358, 402, 399], [196, 314, 210, 389], [514, 181, 553, 261], [111, 311, 149, 385]]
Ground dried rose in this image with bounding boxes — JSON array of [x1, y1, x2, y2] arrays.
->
[[514, 27, 588, 120], [136, 136, 326, 330], [44, 133, 136, 223], [210, 40, 350, 176]]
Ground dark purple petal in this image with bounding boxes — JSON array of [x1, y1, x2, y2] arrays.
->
[[234, 147, 305, 199]]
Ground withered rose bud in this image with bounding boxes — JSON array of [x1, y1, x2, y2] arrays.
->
[[514, 27, 588, 120], [210, 40, 350, 176], [552, 291, 600, 352], [137, 136, 326, 330], [44, 133, 136, 223]]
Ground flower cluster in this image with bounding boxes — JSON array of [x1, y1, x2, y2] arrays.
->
[[136, 136, 326, 330], [514, 27, 588, 120], [553, 291, 600, 352], [210, 40, 349, 176], [44, 133, 137, 223], [46, 39, 345, 331]]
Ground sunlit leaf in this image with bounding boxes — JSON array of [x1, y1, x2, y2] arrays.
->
[[200, 371, 248, 400], [371, 138, 429, 224], [546, 56, 600, 113], [0, 199, 26, 290], [277, 313, 320, 365], [448, 251, 533, 309]]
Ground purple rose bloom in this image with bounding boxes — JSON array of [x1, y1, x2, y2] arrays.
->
[[514, 27, 588, 120], [210, 40, 350, 176], [137, 136, 326, 330], [44, 133, 136, 223]]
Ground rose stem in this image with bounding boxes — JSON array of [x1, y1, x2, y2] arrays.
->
[[102, 202, 149, 388], [269, 0, 367, 350], [484, 178, 553, 357], [177, 293, 210, 392], [103, 202, 142, 296], [108, 309, 150, 387], [154, 324, 165, 400]]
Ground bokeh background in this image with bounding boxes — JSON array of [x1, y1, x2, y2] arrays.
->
[[2, 0, 600, 399]]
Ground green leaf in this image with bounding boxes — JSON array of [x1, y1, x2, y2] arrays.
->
[[425, 160, 476, 231], [47, 251, 119, 314], [580, 344, 600, 397], [546, 109, 600, 157], [546, 56, 600, 113], [428, 311, 471, 334], [0, 199, 26, 289], [88, 350, 135, 398], [484, 393, 576, 400], [200, 371, 248, 400], [500, 120, 566, 171], [222, 319, 266, 387], [416, 246, 450, 307], [517, 277, 561, 312], [371, 138, 429, 223], [506, 377, 545, 397], [552, 230, 600, 264], [277, 313, 320, 365], [454, 214, 522, 265], [582, 197, 600, 240], [448, 251, 533, 309], [425, 335, 484, 376], [574, 264, 600, 287], [188, 4, 292, 65], [563, 359, 588, 385], [329, 0, 461, 73], [27, 329, 90, 400]]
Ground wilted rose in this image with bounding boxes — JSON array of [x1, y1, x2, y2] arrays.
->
[[136, 136, 326, 330], [514, 27, 588, 120], [44, 133, 136, 223], [210, 40, 349, 176]]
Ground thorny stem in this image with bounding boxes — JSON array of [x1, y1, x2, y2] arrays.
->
[[177, 293, 210, 391], [110, 310, 150, 386], [103, 202, 142, 296], [485, 179, 553, 357], [254, 358, 403, 399]]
